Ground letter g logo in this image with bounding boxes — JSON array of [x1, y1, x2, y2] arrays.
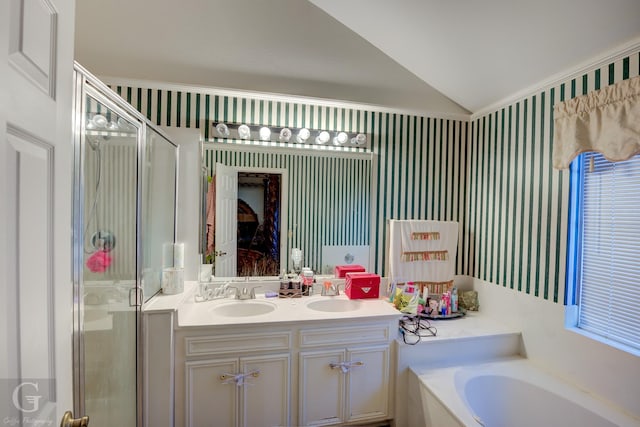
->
[[12, 382, 42, 413]]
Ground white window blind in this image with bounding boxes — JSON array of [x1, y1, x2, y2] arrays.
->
[[577, 152, 640, 350]]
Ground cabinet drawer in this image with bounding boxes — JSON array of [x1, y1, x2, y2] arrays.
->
[[184, 331, 291, 357], [299, 324, 391, 348]]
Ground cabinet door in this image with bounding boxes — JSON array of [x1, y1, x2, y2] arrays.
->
[[240, 353, 290, 427], [185, 358, 238, 427], [345, 345, 390, 423], [299, 350, 346, 426]]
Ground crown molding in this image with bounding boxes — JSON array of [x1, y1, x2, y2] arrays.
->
[[98, 75, 471, 122]]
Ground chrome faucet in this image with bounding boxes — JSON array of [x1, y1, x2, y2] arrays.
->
[[321, 281, 343, 296], [230, 286, 258, 300]]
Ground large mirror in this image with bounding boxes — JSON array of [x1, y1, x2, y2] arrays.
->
[[200, 143, 372, 278]]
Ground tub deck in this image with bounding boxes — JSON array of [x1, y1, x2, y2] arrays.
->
[[409, 356, 640, 427]]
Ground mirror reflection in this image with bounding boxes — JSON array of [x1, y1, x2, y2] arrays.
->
[[204, 164, 285, 277], [201, 145, 372, 278]]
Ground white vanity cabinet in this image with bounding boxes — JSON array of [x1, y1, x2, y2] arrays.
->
[[178, 331, 292, 427], [142, 286, 402, 427], [298, 324, 394, 426]]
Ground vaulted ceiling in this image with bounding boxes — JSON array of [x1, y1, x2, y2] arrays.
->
[[75, 0, 640, 116]]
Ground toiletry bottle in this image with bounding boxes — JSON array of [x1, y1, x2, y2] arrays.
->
[[420, 286, 429, 315], [451, 287, 458, 312], [442, 292, 450, 315], [302, 269, 314, 296]]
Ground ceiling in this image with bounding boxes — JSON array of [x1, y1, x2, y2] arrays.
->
[[75, 0, 640, 116]]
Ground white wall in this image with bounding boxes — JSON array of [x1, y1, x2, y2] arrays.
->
[[474, 277, 640, 420], [163, 127, 201, 281]]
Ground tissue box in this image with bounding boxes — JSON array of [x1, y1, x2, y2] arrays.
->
[[335, 264, 366, 278], [345, 272, 380, 299]]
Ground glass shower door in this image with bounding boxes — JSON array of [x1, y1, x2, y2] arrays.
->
[[74, 63, 178, 427], [78, 88, 140, 426]]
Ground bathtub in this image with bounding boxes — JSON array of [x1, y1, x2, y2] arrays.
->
[[408, 357, 640, 427]]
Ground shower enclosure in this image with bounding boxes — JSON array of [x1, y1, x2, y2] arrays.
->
[[72, 62, 178, 426]]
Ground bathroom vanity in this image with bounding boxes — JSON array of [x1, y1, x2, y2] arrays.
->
[[142, 281, 401, 427]]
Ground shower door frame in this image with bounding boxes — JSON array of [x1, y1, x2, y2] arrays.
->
[[71, 61, 179, 427]]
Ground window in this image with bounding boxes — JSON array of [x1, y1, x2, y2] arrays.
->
[[566, 152, 640, 353]]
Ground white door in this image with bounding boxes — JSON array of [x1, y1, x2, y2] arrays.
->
[[214, 163, 238, 277], [241, 354, 290, 427], [185, 359, 238, 427], [346, 346, 390, 423], [299, 350, 345, 426], [1, 0, 79, 425]]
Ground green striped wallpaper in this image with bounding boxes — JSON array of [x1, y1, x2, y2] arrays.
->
[[107, 83, 469, 277], [465, 50, 640, 303], [105, 46, 639, 304]]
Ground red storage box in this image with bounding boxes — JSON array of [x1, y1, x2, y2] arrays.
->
[[345, 272, 380, 299], [334, 264, 366, 278]]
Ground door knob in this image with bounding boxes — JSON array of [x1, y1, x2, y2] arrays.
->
[[60, 411, 89, 427], [215, 250, 227, 256]]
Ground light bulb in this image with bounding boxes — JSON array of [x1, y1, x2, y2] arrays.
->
[[316, 131, 330, 144], [351, 133, 366, 145], [91, 114, 107, 129], [259, 126, 271, 141], [216, 123, 230, 137], [238, 124, 251, 139], [296, 128, 310, 143], [279, 128, 292, 142], [334, 132, 348, 145]]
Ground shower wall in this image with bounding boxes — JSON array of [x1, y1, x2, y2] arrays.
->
[[83, 140, 137, 282]]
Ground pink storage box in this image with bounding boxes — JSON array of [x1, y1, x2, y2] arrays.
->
[[345, 272, 380, 299], [334, 264, 366, 278]]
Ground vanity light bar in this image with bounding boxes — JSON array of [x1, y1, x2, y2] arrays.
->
[[211, 122, 370, 150]]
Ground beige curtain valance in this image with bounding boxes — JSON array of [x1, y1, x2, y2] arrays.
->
[[553, 75, 640, 169]]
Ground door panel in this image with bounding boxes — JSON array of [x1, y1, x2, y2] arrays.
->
[[241, 354, 290, 427], [8, 0, 57, 97], [4, 127, 57, 423], [185, 359, 238, 427], [1, 0, 76, 424], [215, 162, 238, 276], [299, 350, 345, 426], [346, 346, 390, 422]]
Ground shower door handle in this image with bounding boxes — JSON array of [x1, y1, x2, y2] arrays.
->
[[129, 286, 144, 307]]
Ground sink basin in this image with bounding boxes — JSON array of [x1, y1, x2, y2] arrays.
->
[[306, 299, 363, 312], [211, 300, 276, 317]]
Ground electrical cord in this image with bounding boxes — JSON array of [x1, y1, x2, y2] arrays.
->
[[399, 314, 437, 345]]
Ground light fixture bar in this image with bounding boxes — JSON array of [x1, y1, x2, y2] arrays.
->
[[211, 122, 370, 150]]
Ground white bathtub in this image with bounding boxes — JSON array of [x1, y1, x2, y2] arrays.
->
[[408, 357, 640, 427]]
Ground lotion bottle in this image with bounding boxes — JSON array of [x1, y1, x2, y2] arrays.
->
[[451, 287, 458, 312]]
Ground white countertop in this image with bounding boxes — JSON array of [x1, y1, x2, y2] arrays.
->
[[143, 281, 403, 328], [408, 310, 520, 341]]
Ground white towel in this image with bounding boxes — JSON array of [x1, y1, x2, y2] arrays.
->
[[388, 219, 459, 283]]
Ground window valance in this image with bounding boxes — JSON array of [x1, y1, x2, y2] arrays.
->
[[553, 75, 640, 170]]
